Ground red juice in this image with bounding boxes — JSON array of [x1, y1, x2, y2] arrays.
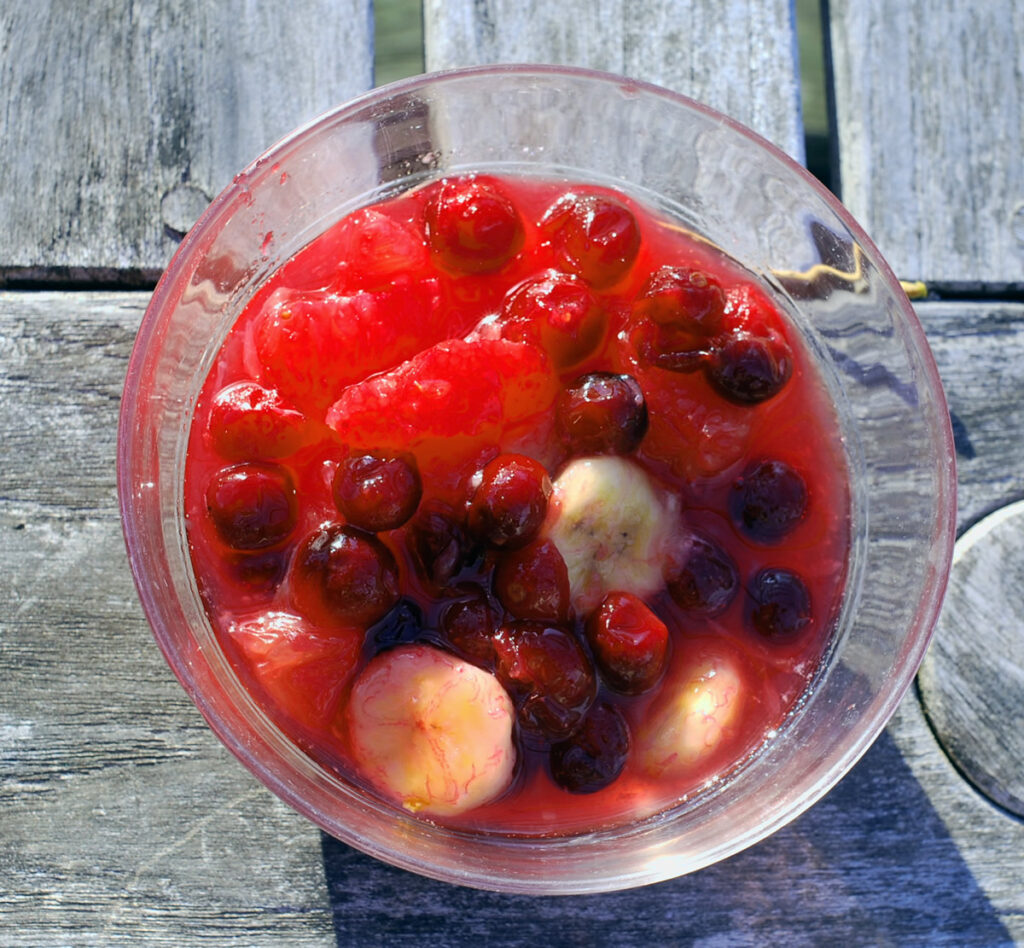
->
[[184, 173, 850, 834]]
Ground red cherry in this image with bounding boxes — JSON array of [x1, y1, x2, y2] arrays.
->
[[556, 373, 648, 455], [543, 192, 640, 288], [585, 592, 669, 694], [664, 534, 740, 616], [707, 332, 792, 404], [424, 176, 524, 274], [207, 381, 310, 461], [502, 271, 606, 368], [493, 537, 571, 623], [550, 702, 630, 794], [439, 585, 501, 667], [205, 463, 297, 551], [468, 454, 552, 550], [332, 451, 422, 532], [492, 620, 596, 744], [291, 524, 400, 628]]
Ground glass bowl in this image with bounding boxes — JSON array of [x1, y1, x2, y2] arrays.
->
[[117, 64, 956, 894]]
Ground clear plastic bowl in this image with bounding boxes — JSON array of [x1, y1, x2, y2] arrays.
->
[[117, 65, 956, 894]]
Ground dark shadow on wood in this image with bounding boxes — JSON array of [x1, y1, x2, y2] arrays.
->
[[320, 731, 1012, 946]]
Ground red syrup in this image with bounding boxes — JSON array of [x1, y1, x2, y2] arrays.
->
[[184, 173, 850, 835]]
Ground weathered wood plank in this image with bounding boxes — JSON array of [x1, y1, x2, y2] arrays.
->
[[2, 292, 1023, 945], [0, 0, 373, 280], [914, 301, 1024, 529], [919, 501, 1024, 818], [423, 0, 805, 160], [0, 292, 334, 946], [827, 0, 1024, 285]]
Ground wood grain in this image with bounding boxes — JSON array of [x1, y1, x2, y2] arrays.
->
[[0, 0, 373, 281], [0, 292, 334, 946], [423, 0, 805, 161], [2, 292, 1022, 944], [827, 0, 1024, 285], [914, 301, 1024, 530], [918, 501, 1024, 816]]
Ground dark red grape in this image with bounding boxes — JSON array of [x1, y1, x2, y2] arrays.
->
[[665, 534, 740, 616], [707, 333, 792, 404], [585, 592, 669, 694], [730, 459, 808, 543], [493, 537, 571, 623], [205, 463, 297, 551], [748, 568, 812, 641], [439, 585, 501, 667], [557, 373, 648, 455], [468, 454, 551, 550], [406, 501, 470, 591], [492, 620, 596, 744], [424, 176, 523, 274], [550, 702, 630, 794], [543, 192, 640, 288], [291, 524, 400, 628], [332, 451, 422, 532]]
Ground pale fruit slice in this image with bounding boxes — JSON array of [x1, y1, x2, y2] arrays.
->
[[545, 456, 676, 613], [346, 644, 516, 817], [639, 650, 744, 777]]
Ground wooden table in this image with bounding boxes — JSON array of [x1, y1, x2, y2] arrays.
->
[[2, 1, 1021, 944]]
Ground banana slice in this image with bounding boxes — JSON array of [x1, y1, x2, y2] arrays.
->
[[346, 644, 516, 817], [639, 652, 744, 777], [545, 456, 676, 613]]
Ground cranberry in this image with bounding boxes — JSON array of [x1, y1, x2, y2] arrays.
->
[[543, 192, 640, 288], [585, 592, 669, 694], [730, 460, 808, 543], [424, 177, 523, 274], [369, 598, 425, 650], [291, 524, 400, 628], [439, 585, 501, 667], [492, 620, 596, 744], [205, 463, 297, 551], [748, 568, 812, 641], [207, 381, 310, 461], [332, 451, 422, 532], [502, 271, 606, 368], [550, 703, 630, 794], [406, 501, 470, 590], [635, 266, 725, 332], [707, 333, 792, 404], [468, 454, 552, 550], [493, 537, 571, 623], [557, 373, 648, 455], [664, 534, 739, 616]]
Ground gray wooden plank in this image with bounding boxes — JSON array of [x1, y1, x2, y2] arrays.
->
[[0, 0, 373, 280], [3, 292, 1023, 944], [916, 301, 1024, 528], [827, 0, 1024, 285], [0, 292, 334, 946], [919, 501, 1024, 818], [423, 0, 805, 160]]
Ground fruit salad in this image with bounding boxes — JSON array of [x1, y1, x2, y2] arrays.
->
[[184, 173, 850, 834]]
